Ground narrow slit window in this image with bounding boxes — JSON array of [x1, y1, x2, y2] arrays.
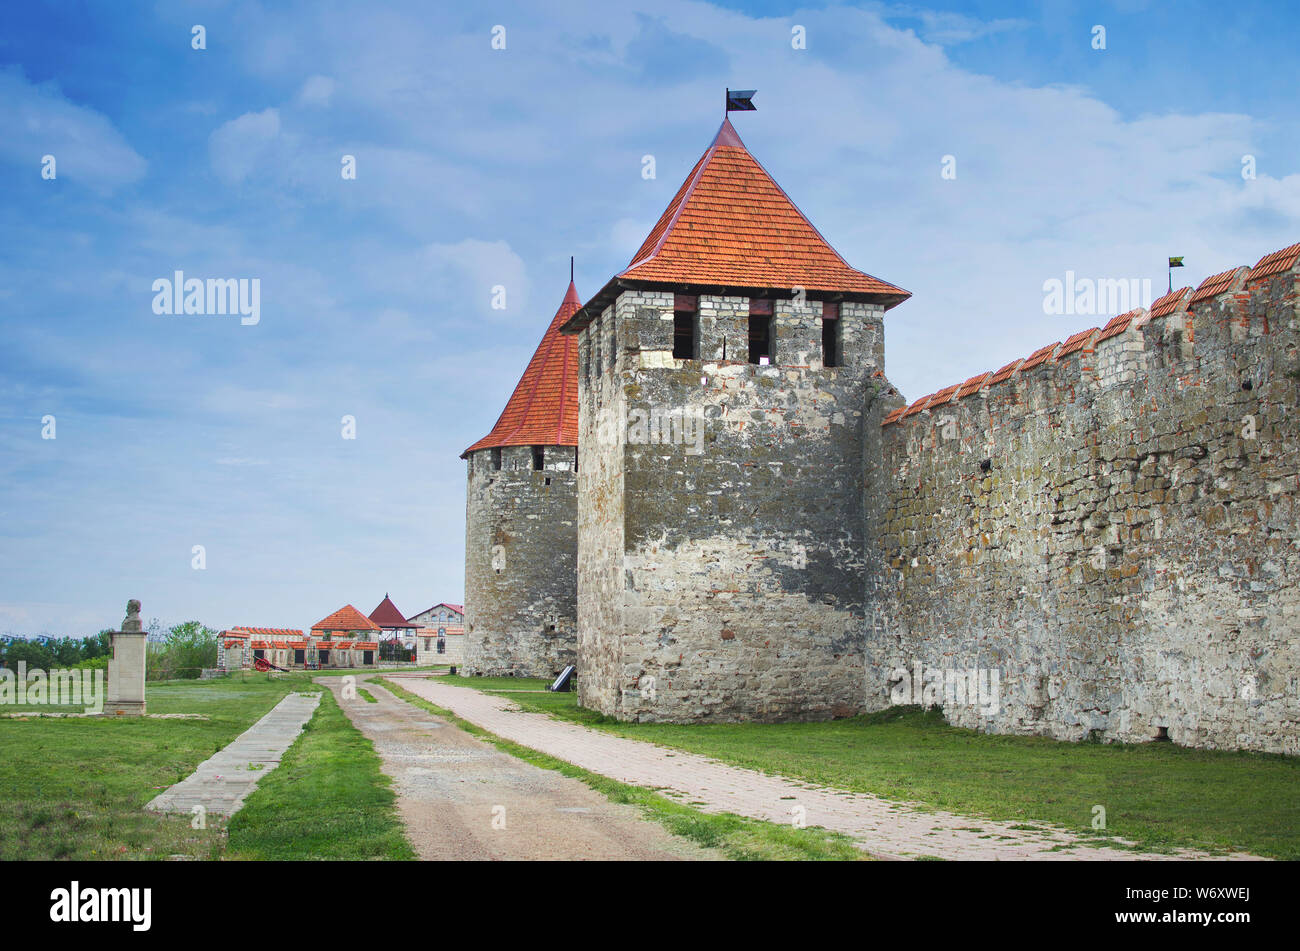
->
[[490, 447, 502, 471], [822, 316, 840, 367], [673, 310, 698, 359], [748, 315, 772, 365], [531, 445, 544, 471]]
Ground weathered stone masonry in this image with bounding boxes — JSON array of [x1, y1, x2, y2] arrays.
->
[[461, 281, 582, 678], [463, 444, 578, 676], [487, 109, 1298, 754], [869, 250, 1300, 754], [573, 289, 889, 722]]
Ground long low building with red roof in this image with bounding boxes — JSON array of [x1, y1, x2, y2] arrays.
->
[[219, 606, 382, 670]]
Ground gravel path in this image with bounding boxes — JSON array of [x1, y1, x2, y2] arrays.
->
[[322, 675, 711, 861], [397, 676, 1265, 862]]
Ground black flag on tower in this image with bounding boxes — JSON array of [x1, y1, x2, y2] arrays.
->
[[726, 88, 757, 112]]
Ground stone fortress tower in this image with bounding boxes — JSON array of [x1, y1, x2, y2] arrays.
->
[[559, 116, 909, 722], [467, 104, 1299, 754], [460, 280, 582, 677]]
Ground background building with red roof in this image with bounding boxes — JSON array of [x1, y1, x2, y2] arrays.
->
[[218, 611, 380, 670], [406, 602, 463, 628], [368, 593, 418, 655], [460, 280, 581, 678]]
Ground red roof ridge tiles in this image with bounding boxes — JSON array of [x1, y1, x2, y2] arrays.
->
[[1056, 327, 1099, 360], [1191, 266, 1248, 304], [987, 358, 1024, 386], [223, 627, 304, 638], [1095, 308, 1145, 343], [1248, 243, 1300, 283], [1019, 341, 1062, 372], [463, 281, 581, 456], [955, 372, 992, 401], [900, 393, 934, 419], [1149, 287, 1192, 318]]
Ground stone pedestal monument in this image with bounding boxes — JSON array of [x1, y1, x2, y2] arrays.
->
[[105, 599, 147, 716]]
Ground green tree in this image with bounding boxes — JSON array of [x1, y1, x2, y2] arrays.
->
[[2, 639, 56, 671], [147, 621, 218, 680]]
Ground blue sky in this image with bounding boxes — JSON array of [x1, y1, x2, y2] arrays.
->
[[1, 1, 1296, 636]]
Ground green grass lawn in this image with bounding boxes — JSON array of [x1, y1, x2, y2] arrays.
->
[[443, 674, 1300, 859], [0, 673, 299, 859], [378, 677, 865, 860], [0, 672, 411, 860], [226, 686, 412, 860]]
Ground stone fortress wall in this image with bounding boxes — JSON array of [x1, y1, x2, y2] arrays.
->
[[867, 245, 1300, 754]]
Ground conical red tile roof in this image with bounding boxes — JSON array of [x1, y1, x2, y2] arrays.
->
[[463, 281, 580, 456], [311, 604, 381, 633], [368, 594, 416, 629], [566, 118, 908, 330]]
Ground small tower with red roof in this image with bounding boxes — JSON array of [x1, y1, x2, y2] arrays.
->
[[560, 112, 909, 722], [368, 593, 418, 653], [459, 280, 581, 677]]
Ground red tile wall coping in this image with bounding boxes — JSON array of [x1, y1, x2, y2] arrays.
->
[[882, 242, 1298, 428]]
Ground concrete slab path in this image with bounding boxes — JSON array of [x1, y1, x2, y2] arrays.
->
[[324, 674, 710, 860], [146, 692, 320, 818], [395, 675, 1264, 862]]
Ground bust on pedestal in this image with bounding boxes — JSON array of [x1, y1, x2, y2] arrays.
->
[[105, 599, 147, 716]]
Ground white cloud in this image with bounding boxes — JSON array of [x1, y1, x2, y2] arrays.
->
[[298, 75, 336, 107], [875, 5, 1031, 45], [0, 66, 146, 192], [419, 238, 531, 322], [209, 108, 282, 185]]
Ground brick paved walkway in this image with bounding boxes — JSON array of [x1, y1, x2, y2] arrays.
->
[[395, 677, 1263, 861]]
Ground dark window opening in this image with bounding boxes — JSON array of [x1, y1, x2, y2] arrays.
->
[[544, 477, 551, 486], [294, 649, 305, 665], [532, 446, 544, 470], [253, 649, 264, 660], [1154, 726, 1171, 742], [490, 448, 502, 471], [673, 311, 698, 359], [318, 649, 329, 665], [748, 315, 772, 365], [573, 448, 578, 473], [822, 316, 840, 368], [363, 650, 373, 665]]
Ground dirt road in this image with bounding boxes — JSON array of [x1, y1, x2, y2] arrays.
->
[[319, 673, 710, 861]]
